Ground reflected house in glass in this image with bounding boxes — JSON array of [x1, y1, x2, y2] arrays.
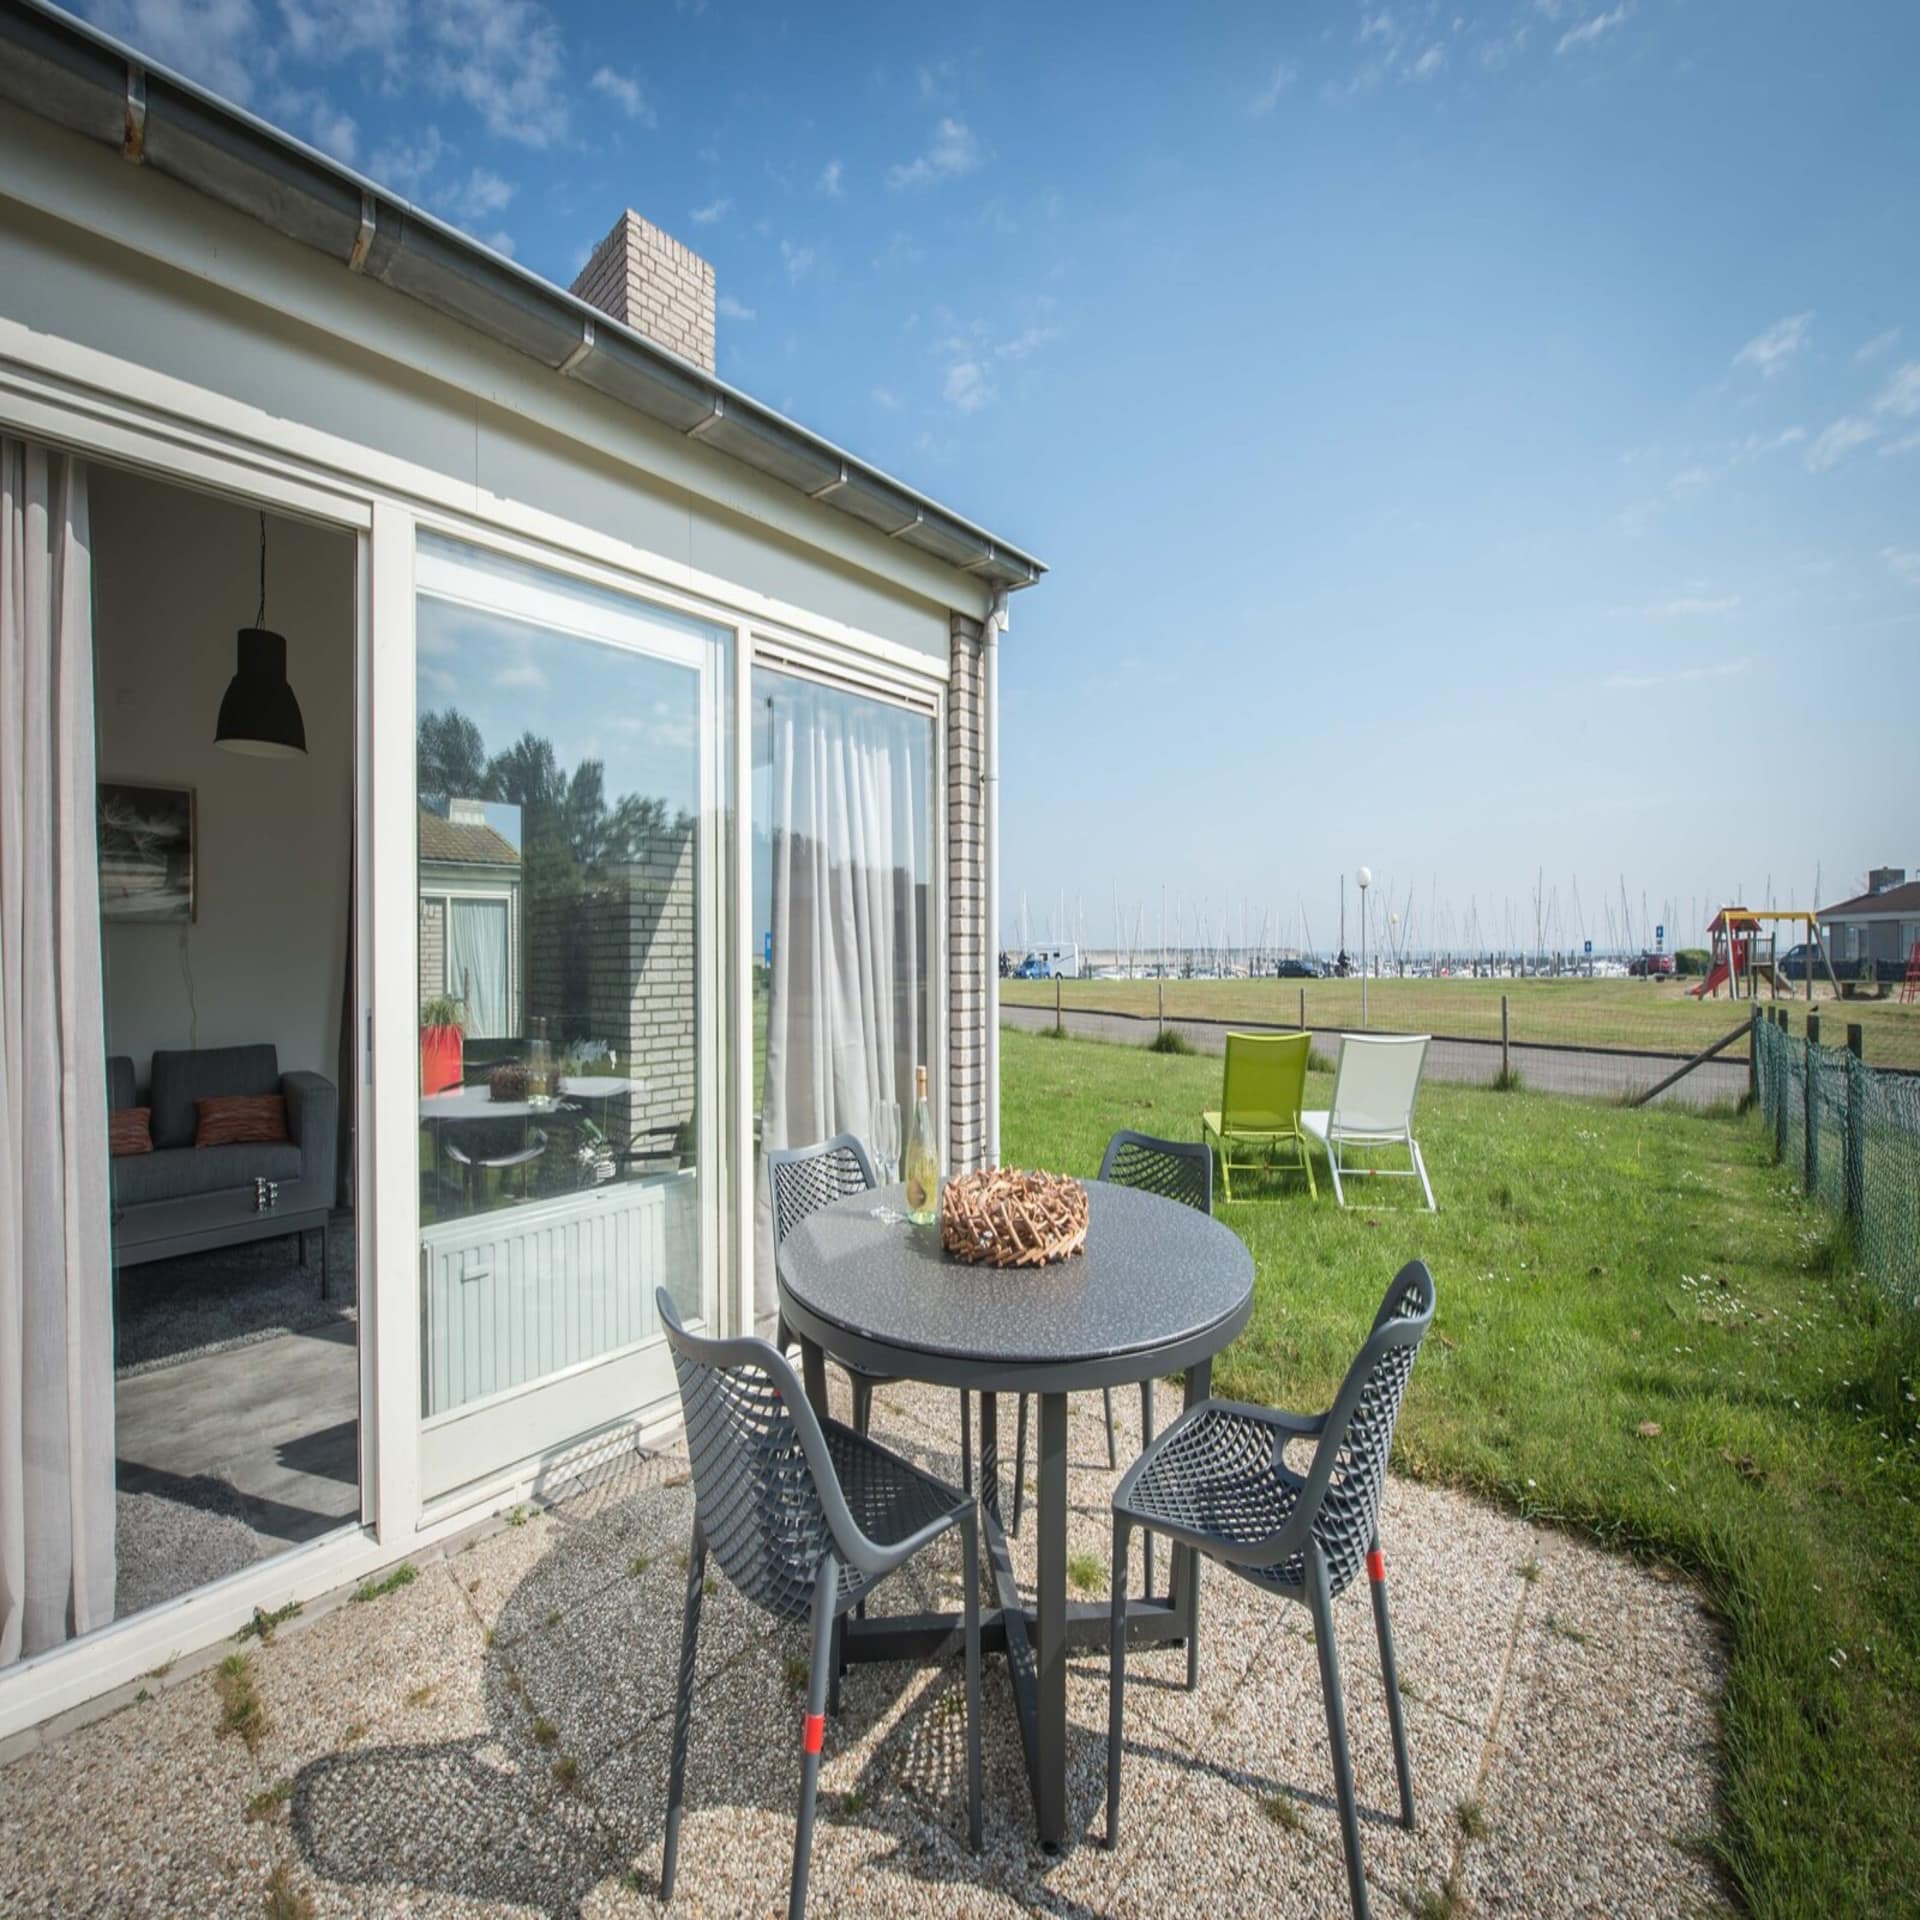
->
[[418, 800, 522, 1039]]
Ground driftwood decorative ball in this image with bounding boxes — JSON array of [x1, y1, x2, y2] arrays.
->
[[940, 1168, 1089, 1268]]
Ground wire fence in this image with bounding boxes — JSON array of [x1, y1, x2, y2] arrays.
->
[[1754, 1009, 1920, 1324], [1000, 972, 1920, 1103]]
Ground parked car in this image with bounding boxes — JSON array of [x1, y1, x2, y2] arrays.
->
[[1627, 951, 1675, 977], [1273, 956, 1322, 979]]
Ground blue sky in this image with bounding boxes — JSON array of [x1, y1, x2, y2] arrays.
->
[[81, 0, 1919, 954]]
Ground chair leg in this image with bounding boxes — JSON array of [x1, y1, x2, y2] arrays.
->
[[1139, 1378, 1156, 1595], [1299, 1132, 1318, 1200], [1308, 1551, 1371, 1920], [960, 1389, 973, 1494], [789, 1560, 839, 1920], [1185, 1554, 1202, 1691], [829, 1613, 844, 1718], [1368, 1541, 1416, 1829], [1328, 1138, 1347, 1208], [1103, 1387, 1118, 1470], [1105, 1510, 1131, 1849], [960, 1508, 983, 1851], [661, 1523, 708, 1903], [1411, 1139, 1437, 1213], [851, 1376, 873, 1437], [1012, 1393, 1028, 1536]]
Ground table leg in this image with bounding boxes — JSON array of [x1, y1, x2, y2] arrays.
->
[[800, 1336, 829, 1422], [978, 1392, 1000, 1523], [1036, 1390, 1069, 1848], [1168, 1361, 1211, 1690]]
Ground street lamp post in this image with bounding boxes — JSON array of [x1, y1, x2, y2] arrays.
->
[[1357, 866, 1372, 1025]]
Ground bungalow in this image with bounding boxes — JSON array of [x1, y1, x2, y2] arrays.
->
[[0, 0, 1040, 1733], [1817, 870, 1920, 986]]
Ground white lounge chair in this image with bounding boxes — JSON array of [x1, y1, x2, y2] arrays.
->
[[1303, 1033, 1436, 1211]]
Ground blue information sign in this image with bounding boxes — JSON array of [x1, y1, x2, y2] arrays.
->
[[1584, 939, 1592, 955], [1655, 924, 1665, 947]]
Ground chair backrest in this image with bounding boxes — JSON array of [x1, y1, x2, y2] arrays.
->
[[1219, 1031, 1311, 1132], [1327, 1033, 1429, 1138], [656, 1290, 859, 1620], [1293, 1261, 1435, 1592], [766, 1134, 878, 1247], [1099, 1130, 1213, 1215]]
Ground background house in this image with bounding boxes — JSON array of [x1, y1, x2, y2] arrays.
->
[[1817, 869, 1920, 983]]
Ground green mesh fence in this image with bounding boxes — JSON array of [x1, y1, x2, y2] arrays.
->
[[1754, 1013, 1920, 1321]]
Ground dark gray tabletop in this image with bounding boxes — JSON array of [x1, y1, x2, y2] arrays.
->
[[777, 1179, 1255, 1395]]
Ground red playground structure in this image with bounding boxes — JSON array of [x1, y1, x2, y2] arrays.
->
[[1691, 907, 1821, 999]]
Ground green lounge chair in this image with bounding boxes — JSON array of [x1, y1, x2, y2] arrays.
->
[[1201, 1030, 1316, 1200]]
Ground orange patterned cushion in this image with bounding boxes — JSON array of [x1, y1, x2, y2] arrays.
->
[[193, 1093, 289, 1149], [109, 1107, 153, 1157]]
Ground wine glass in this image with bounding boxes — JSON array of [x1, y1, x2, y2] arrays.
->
[[872, 1100, 900, 1184]]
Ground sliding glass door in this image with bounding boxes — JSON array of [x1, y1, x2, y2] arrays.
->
[[751, 666, 936, 1317], [414, 536, 729, 1501]]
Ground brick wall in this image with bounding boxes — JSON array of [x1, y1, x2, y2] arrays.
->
[[570, 211, 716, 374], [419, 897, 445, 1011], [948, 614, 987, 1173], [523, 824, 698, 1154]]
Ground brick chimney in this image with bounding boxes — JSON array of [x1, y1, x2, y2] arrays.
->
[[570, 210, 716, 373]]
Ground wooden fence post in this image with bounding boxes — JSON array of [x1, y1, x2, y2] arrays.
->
[[1500, 994, 1510, 1083], [1055, 973, 1062, 1031], [1845, 1022, 1865, 1232], [1156, 975, 1164, 1041], [1299, 986, 1306, 1034]]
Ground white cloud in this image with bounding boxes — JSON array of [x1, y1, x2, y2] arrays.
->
[[1605, 657, 1750, 692], [1649, 595, 1741, 617], [369, 125, 446, 196], [690, 196, 732, 224], [439, 166, 514, 222], [818, 158, 844, 197], [1732, 311, 1813, 380], [277, 0, 406, 62], [1667, 465, 1713, 493], [590, 65, 655, 127], [1885, 548, 1920, 587], [887, 117, 982, 190], [1879, 429, 1920, 458], [779, 240, 815, 284], [1806, 359, 1920, 470], [1249, 62, 1295, 114], [944, 360, 993, 413], [716, 293, 755, 322], [995, 326, 1060, 362], [88, 0, 260, 103], [275, 86, 360, 163], [870, 385, 901, 410], [493, 661, 547, 689], [424, 0, 570, 147], [1854, 327, 1901, 365], [1556, 3, 1630, 54], [1411, 43, 1447, 79]]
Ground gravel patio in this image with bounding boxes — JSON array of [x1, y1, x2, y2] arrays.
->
[[0, 1375, 1729, 1918]]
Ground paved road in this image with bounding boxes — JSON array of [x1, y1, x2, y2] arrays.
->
[[1001, 1003, 1750, 1109]]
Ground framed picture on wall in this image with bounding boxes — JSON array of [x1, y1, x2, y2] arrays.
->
[[97, 781, 196, 922]]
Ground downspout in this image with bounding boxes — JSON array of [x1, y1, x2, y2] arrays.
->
[[982, 589, 1007, 1167]]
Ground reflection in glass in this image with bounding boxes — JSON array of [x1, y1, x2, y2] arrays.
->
[[416, 541, 714, 1416], [751, 669, 933, 1314]]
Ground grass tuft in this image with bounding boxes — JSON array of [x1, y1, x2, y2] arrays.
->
[[1066, 1551, 1105, 1594], [213, 1653, 268, 1752], [532, 1715, 559, 1747], [244, 1780, 293, 1824], [1456, 1797, 1490, 1841], [1147, 1026, 1194, 1055], [1259, 1790, 1307, 1833], [263, 1862, 314, 1920], [1490, 1064, 1525, 1093], [235, 1601, 301, 1646], [351, 1563, 417, 1605], [551, 1753, 581, 1790], [1413, 1872, 1471, 1920]]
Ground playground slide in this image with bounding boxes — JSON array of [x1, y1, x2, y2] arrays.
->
[[1689, 962, 1730, 999]]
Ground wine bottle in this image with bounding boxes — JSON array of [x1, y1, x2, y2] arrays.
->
[[903, 1063, 940, 1226]]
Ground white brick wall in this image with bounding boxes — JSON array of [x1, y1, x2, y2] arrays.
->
[[948, 614, 987, 1173], [569, 210, 717, 374]]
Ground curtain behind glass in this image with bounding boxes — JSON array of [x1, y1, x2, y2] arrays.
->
[[0, 438, 115, 1663], [448, 898, 509, 1038], [755, 672, 930, 1315]]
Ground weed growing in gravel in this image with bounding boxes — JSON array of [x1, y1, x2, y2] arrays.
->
[[1517, 1556, 1541, 1584], [840, 1787, 871, 1816], [213, 1654, 267, 1752], [552, 1754, 580, 1790], [405, 1683, 436, 1708], [783, 1655, 811, 1695], [263, 1862, 314, 1920], [1413, 1873, 1469, 1920], [628, 1554, 652, 1578], [544, 1608, 563, 1629], [235, 1601, 301, 1646], [244, 1781, 292, 1824], [532, 1716, 559, 1746], [1066, 1551, 1104, 1594], [351, 1564, 417, 1604], [1259, 1791, 1306, 1833], [1147, 1027, 1193, 1055], [1456, 1798, 1489, 1841], [338, 1720, 368, 1748], [506, 1506, 530, 1528], [1544, 1611, 1588, 1645]]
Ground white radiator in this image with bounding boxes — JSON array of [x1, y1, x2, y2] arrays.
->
[[420, 1175, 697, 1417]]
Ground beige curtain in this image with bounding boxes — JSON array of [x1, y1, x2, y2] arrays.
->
[[0, 437, 115, 1664]]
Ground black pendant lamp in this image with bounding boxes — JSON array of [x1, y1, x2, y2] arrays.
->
[[214, 512, 307, 758]]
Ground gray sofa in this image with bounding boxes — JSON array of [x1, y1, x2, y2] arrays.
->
[[108, 1044, 337, 1284]]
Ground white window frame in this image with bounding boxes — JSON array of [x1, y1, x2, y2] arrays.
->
[[0, 317, 959, 1737]]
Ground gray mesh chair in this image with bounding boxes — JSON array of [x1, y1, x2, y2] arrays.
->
[[658, 1291, 982, 1920], [1105, 1260, 1436, 1920], [770, 1134, 974, 1489], [1010, 1131, 1212, 1536]]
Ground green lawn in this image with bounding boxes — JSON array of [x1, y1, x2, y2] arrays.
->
[[999, 1027, 1920, 1920], [1002, 973, 1920, 1070]]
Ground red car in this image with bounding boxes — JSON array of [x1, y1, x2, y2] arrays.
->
[[1628, 951, 1674, 977]]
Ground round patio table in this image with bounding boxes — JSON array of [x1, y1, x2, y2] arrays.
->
[[778, 1178, 1254, 1849]]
